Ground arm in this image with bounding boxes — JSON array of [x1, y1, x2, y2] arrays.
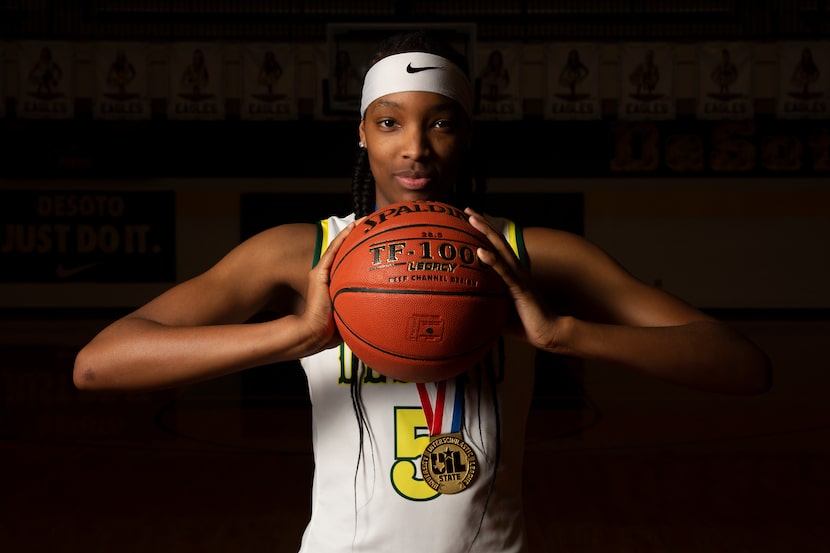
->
[[466, 210, 771, 395], [74, 220, 358, 391]]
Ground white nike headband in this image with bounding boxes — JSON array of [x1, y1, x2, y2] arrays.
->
[[359, 52, 473, 119]]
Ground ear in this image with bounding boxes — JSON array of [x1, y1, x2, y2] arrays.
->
[[358, 120, 367, 147]]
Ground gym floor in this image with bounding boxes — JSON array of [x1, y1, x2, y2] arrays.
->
[[2, 313, 828, 552]]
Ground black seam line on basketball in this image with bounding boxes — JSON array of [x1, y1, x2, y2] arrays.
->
[[350, 344, 493, 363], [364, 222, 484, 241], [350, 223, 487, 252], [332, 222, 490, 278], [334, 317, 495, 362], [332, 288, 507, 298], [340, 222, 484, 250]]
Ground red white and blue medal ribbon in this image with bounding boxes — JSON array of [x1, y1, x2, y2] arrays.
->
[[416, 378, 464, 436], [417, 377, 477, 494]]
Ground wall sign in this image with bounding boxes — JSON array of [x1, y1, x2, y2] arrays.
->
[[0, 190, 175, 282]]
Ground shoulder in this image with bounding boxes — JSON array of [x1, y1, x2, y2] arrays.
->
[[521, 225, 633, 286], [242, 222, 320, 254], [227, 222, 319, 278], [129, 222, 320, 326], [522, 225, 601, 260], [201, 222, 320, 303], [520, 226, 705, 325], [521, 226, 638, 317]]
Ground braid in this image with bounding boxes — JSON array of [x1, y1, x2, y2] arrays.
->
[[351, 148, 375, 217], [346, 30, 499, 547]]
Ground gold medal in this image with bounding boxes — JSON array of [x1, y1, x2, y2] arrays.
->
[[420, 432, 477, 494]]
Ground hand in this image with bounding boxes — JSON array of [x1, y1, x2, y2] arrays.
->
[[300, 217, 366, 353], [465, 208, 561, 351]]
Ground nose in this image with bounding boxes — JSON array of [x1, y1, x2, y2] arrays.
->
[[401, 126, 430, 160]]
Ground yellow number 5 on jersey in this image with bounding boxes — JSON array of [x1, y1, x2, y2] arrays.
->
[[391, 407, 439, 501]]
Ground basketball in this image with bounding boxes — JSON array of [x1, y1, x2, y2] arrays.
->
[[329, 200, 510, 382]]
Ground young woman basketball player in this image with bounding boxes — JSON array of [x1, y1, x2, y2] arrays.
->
[[74, 31, 771, 552]]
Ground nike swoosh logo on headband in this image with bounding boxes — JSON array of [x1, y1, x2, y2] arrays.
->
[[406, 63, 440, 73]]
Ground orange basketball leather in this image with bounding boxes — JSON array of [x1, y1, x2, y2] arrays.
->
[[329, 200, 510, 382]]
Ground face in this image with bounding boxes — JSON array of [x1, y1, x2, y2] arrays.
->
[[359, 91, 471, 208]]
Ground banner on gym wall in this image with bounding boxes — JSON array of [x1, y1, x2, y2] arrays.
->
[[167, 42, 225, 120], [697, 42, 754, 120], [0, 190, 175, 283], [776, 41, 830, 120], [17, 41, 74, 119], [545, 43, 601, 121], [475, 43, 523, 121], [618, 42, 675, 121], [240, 43, 298, 120], [93, 42, 151, 120]]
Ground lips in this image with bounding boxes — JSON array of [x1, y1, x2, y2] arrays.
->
[[394, 170, 434, 190]]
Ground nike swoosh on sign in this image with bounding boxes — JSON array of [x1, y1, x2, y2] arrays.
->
[[56, 262, 100, 279], [406, 63, 440, 73]]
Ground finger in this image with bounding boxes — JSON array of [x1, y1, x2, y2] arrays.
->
[[465, 209, 523, 278], [475, 241, 525, 293], [465, 208, 516, 260], [464, 207, 496, 237]]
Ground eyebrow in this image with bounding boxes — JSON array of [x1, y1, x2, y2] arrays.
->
[[373, 99, 402, 110], [371, 98, 462, 115]]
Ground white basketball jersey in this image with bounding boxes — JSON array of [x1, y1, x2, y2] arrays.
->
[[298, 213, 536, 553]]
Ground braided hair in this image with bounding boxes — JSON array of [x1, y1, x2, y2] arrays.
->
[[347, 32, 498, 551], [350, 31, 482, 217]]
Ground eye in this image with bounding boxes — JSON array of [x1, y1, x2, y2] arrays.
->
[[378, 118, 397, 129], [433, 119, 457, 131]]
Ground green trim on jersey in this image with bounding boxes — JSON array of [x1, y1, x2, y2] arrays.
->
[[313, 219, 328, 267], [509, 219, 529, 266]]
